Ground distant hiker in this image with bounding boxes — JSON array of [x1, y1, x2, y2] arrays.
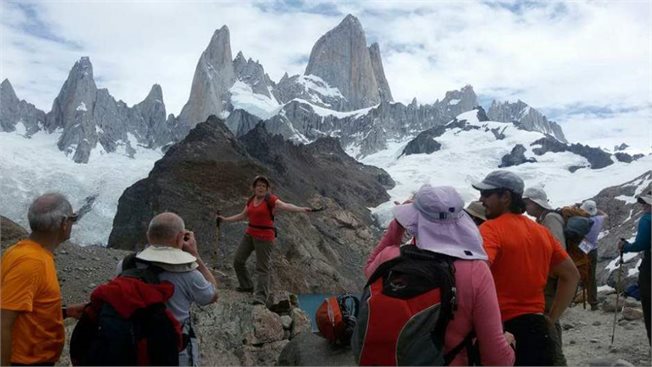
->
[[464, 200, 487, 226], [114, 212, 218, 366], [218, 175, 312, 306], [473, 170, 580, 366], [1, 193, 85, 366], [618, 191, 651, 344], [523, 187, 568, 366], [358, 185, 515, 366], [580, 200, 608, 311]]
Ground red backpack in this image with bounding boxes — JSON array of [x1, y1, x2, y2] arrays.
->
[[351, 246, 476, 366], [316, 294, 359, 345]]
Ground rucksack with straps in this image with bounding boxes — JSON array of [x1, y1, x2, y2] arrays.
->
[[246, 193, 278, 238], [352, 246, 477, 366], [316, 294, 360, 345], [555, 206, 593, 295], [70, 255, 182, 366]]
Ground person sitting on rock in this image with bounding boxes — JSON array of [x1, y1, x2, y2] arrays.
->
[[1, 193, 85, 366], [116, 212, 218, 366], [218, 175, 312, 306], [363, 185, 516, 366], [618, 191, 651, 345]]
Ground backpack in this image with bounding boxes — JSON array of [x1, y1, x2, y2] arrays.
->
[[70, 256, 182, 366], [555, 207, 594, 295], [352, 246, 476, 366], [316, 294, 360, 345], [246, 193, 278, 238]]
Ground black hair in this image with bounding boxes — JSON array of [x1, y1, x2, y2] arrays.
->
[[507, 191, 527, 214]]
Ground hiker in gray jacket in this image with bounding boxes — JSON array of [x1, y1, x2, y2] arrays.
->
[[523, 187, 567, 366]]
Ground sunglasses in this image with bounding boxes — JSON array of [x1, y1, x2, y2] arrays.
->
[[479, 189, 505, 198], [64, 213, 79, 224]]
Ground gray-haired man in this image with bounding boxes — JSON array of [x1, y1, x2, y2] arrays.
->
[[1, 193, 84, 366], [116, 212, 218, 366]]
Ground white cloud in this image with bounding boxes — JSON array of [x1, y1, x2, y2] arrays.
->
[[1, 0, 650, 148]]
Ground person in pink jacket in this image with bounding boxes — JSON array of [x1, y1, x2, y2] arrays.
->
[[364, 185, 516, 366]]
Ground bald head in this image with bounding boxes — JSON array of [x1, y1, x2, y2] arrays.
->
[[147, 212, 185, 246], [28, 192, 73, 232]]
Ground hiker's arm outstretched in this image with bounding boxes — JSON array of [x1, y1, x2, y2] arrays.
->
[[275, 199, 311, 213], [547, 257, 580, 324], [621, 214, 651, 253], [218, 206, 247, 223], [1, 309, 18, 366]]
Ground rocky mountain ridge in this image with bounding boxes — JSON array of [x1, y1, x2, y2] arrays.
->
[[1, 14, 568, 162]]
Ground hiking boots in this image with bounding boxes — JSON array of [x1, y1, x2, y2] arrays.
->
[[590, 304, 599, 311], [236, 287, 254, 293]]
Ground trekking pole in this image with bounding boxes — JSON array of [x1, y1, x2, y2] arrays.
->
[[310, 207, 325, 212], [610, 249, 625, 345]]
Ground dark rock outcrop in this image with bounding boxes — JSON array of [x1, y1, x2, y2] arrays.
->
[[531, 137, 614, 170], [590, 171, 652, 288], [233, 51, 274, 98], [1, 216, 29, 249], [401, 129, 442, 156], [108, 116, 393, 293], [499, 144, 537, 168], [488, 99, 567, 143], [0, 79, 46, 135], [614, 152, 644, 163]]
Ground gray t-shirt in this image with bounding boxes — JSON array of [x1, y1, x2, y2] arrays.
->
[[116, 259, 216, 323]]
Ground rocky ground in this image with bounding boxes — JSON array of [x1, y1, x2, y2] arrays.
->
[[2, 216, 650, 366]]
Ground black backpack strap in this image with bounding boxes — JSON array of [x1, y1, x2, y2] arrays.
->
[[121, 252, 139, 271], [264, 193, 275, 221], [120, 264, 164, 284], [443, 331, 477, 365]]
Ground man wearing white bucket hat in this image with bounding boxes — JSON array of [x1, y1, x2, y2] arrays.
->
[[117, 212, 218, 366], [579, 199, 608, 311], [473, 170, 580, 366]]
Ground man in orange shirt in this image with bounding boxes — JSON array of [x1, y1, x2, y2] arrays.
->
[[1, 193, 85, 366], [473, 170, 580, 366]]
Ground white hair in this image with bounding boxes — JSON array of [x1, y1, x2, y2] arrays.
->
[[147, 212, 185, 243], [28, 192, 73, 232]]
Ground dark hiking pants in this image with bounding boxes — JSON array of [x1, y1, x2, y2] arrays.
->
[[504, 314, 554, 366], [233, 234, 274, 303], [587, 249, 599, 307], [640, 269, 651, 345], [544, 278, 568, 366]]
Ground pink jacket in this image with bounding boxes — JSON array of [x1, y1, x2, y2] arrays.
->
[[364, 220, 515, 366]]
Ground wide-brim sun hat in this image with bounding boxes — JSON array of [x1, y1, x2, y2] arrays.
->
[[136, 245, 197, 265], [464, 201, 486, 221], [392, 185, 487, 260], [523, 187, 553, 210], [637, 191, 652, 205]]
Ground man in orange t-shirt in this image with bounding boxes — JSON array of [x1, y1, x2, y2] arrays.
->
[[1, 193, 84, 366], [473, 170, 580, 366]]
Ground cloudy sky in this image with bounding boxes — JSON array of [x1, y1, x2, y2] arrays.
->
[[1, 0, 650, 150]]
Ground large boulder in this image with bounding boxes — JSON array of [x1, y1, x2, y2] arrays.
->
[[0, 215, 28, 249]]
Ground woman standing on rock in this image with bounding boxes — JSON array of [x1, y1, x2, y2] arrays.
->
[[218, 176, 312, 306]]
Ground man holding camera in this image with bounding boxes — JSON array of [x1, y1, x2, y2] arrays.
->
[[116, 212, 218, 366]]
